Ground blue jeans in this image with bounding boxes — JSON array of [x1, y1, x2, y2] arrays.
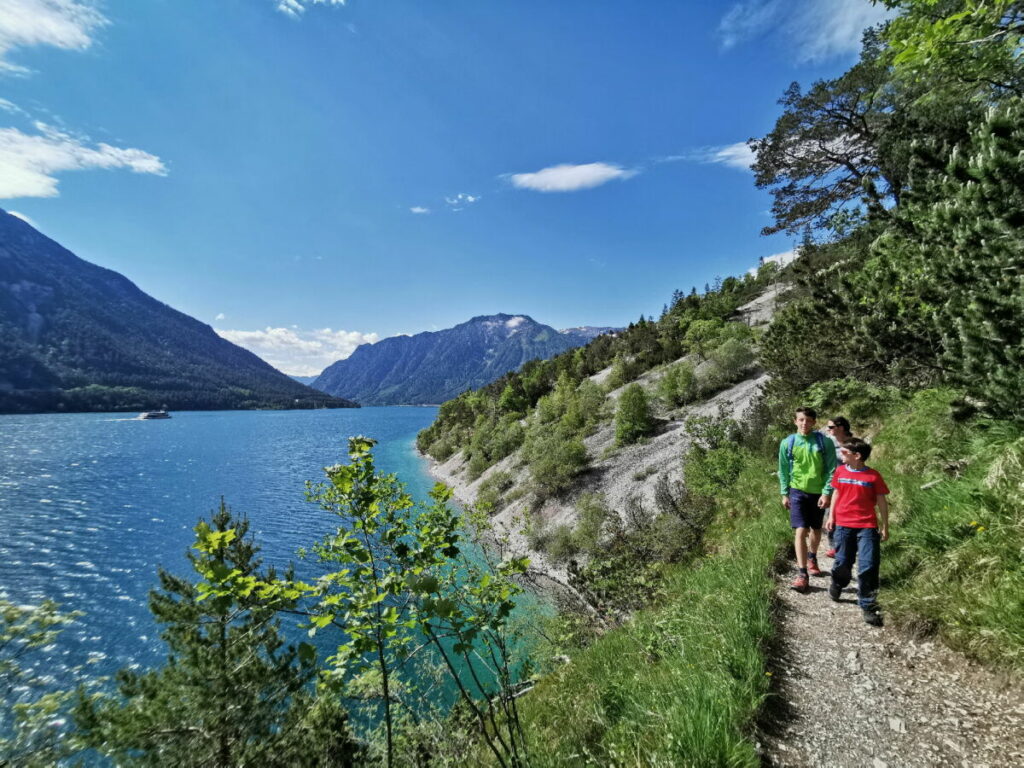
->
[[831, 526, 880, 610]]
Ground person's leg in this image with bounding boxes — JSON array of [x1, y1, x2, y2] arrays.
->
[[789, 490, 809, 569], [856, 528, 881, 611], [804, 495, 824, 575], [794, 526, 808, 569], [830, 526, 855, 591], [809, 528, 822, 555]]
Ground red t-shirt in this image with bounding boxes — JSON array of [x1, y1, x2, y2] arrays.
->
[[830, 465, 890, 528]]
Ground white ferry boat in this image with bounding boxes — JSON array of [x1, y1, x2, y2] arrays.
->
[[139, 410, 171, 420]]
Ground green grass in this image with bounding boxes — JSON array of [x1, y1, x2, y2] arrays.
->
[[871, 390, 1024, 670], [495, 386, 1024, 767], [510, 471, 788, 767]]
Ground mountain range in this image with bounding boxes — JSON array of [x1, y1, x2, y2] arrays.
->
[[0, 209, 355, 414], [312, 315, 615, 405]]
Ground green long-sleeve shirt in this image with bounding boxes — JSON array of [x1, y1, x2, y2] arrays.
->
[[778, 431, 838, 496]]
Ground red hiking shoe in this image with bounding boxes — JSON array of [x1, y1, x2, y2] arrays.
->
[[790, 573, 809, 593], [807, 560, 823, 577], [826, 548, 837, 558]]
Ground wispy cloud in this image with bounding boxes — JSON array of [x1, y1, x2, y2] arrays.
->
[[214, 312, 226, 321], [0, 0, 108, 75], [0, 122, 167, 198], [445, 192, 479, 210], [7, 209, 37, 227], [695, 142, 755, 172], [216, 326, 379, 377], [0, 98, 27, 115], [718, 0, 894, 62], [507, 162, 638, 193], [409, 205, 430, 214], [275, 0, 347, 19]]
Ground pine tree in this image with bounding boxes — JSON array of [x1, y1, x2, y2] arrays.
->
[[75, 501, 361, 767], [615, 384, 654, 445], [916, 100, 1024, 420]]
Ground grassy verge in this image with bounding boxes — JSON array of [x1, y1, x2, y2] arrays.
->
[[869, 390, 1024, 670], [511, 469, 788, 767]]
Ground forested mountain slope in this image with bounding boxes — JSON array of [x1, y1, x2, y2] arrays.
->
[[313, 314, 612, 405], [0, 210, 356, 413]]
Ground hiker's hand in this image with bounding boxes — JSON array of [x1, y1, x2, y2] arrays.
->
[[817, 494, 830, 509], [781, 495, 790, 509], [880, 527, 889, 542], [825, 516, 834, 532]]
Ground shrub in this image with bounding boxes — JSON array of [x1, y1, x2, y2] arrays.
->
[[525, 426, 589, 497], [546, 524, 580, 563], [704, 337, 756, 389], [476, 471, 515, 513], [657, 361, 696, 407], [615, 384, 654, 445], [572, 493, 611, 554]]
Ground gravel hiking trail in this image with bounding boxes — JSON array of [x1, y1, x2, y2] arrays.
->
[[759, 549, 1024, 768]]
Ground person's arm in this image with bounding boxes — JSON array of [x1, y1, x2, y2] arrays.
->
[[877, 495, 889, 541], [818, 437, 838, 508], [825, 485, 839, 532], [778, 440, 791, 508]]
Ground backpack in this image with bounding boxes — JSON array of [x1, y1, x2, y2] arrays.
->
[[785, 430, 828, 475]]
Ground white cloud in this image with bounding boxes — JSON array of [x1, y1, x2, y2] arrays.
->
[[697, 142, 755, 172], [0, 98, 26, 115], [444, 192, 479, 210], [718, 0, 895, 62], [0, 122, 167, 198], [749, 248, 797, 275], [216, 326, 379, 377], [508, 162, 637, 193], [0, 0, 108, 75], [275, 0, 347, 19], [7, 209, 37, 227], [410, 205, 430, 214], [214, 312, 226, 321]]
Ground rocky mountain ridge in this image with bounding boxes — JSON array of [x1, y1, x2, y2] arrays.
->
[[0, 209, 355, 413], [314, 314, 614, 406]]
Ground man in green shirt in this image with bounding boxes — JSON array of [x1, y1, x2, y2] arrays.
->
[[779, 406, 838, 592]]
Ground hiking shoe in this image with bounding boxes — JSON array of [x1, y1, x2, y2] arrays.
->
[[826, 548, 837, 558], [807, 560, 823, 577], [791, 573, 809, 593], [828, 582, 842, 602], [863, 609, 884, 627]]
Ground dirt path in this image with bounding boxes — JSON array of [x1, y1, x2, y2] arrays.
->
[[759, 549, 1024, 768]]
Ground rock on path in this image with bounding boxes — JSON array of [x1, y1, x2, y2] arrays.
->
[[759, 549, 1024, 768]]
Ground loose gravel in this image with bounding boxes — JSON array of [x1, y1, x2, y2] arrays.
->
[[759, 549, 1024, 768]]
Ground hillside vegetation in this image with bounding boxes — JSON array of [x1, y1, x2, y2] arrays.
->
[[0, 210, 355, 414], [2, 2, 1022, 766]]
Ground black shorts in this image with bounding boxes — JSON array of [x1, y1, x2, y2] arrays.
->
[[789, 489, 824, 529]]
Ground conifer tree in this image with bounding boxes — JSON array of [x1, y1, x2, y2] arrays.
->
[[75, 501, 361, 767], [877, 99, 1024, 420], [615, 384, 654, 445]]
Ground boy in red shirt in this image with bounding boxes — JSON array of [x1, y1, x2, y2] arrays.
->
[[824, 437, 890, 627]]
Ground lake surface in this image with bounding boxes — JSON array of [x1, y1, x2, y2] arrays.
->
[[0, 407, 441, 683]]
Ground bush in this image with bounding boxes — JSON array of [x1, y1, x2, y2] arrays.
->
[[657, 361, 696, 407], [615, 384, 654, 445], [702, 337, 756, 390], [476, 471, 515, 513], [545, 524, 580, 563], [525, 426, 589, 497], [572, 493, 611, 554]]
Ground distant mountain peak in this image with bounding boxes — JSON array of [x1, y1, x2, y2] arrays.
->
[[313, 313, 605, 406], [0, 209, 356, 414]]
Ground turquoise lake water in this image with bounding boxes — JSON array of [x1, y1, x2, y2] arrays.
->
[[0, 407, 442, 683]]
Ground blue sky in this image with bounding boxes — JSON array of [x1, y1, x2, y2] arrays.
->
[[0, 0, 891, 375]]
